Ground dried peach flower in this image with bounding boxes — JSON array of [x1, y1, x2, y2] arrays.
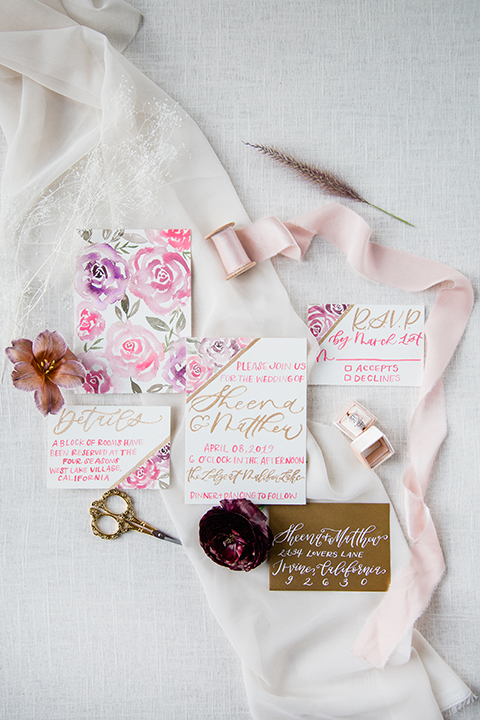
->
[[5, 330, 86, 416]]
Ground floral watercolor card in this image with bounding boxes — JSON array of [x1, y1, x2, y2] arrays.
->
[[185, 338, 307, 505], [308, 304, 424, 386], [73, 229, 190, 394], [47, 405, 170, 489]]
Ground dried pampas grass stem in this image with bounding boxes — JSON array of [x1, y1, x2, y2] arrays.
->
[[244, 142, 414, 227]]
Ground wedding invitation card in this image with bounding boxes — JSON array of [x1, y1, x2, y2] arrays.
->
[[73, 229, 190, 394], [47, 405, 170, 489], [308, 304, 424, 386], [185, 338, 307, 505], [269, 503, 390, 591]]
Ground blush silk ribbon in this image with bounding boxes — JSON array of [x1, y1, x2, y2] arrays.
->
[[230, 202, 473, 668]]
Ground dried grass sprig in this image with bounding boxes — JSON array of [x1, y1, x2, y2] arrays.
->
[[243, 142, 414, 227]]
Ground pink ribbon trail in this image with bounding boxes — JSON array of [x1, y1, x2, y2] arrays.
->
[[235, 203, 474, 668]]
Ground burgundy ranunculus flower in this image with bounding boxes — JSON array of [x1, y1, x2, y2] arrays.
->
[[199, 499, 273, 571]]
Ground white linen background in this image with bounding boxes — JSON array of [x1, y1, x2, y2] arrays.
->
[[0, 1, 479, 719]]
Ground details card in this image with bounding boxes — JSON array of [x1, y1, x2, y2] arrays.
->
[[47, 405, 170, 489], [73, 229, 190, 394], [308, 304, 424, 386], [185, 338, 307, 505], [269, 503, 390, 591]]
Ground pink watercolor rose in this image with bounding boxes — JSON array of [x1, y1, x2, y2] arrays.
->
[[236, 337, 253, 348], [128, 245, 190, 315], [308, 304, 349, 340], [78, 353, 113, 394], [119, 457, 161, 489], [105, 322, 164, 382], [186, 354, 214, 393], [119, 444, 170, 489], [76, 303, 106, 341], [146, 229, 191, 251]]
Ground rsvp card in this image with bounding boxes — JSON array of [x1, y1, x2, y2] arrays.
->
[[269, 503, 390, 591], [73, 229, 190, 394], [47, 405, 170, 489], [308, 304, 424, 386], [185, 338, 307, 505]]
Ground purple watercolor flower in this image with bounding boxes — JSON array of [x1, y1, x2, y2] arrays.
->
[[197, 338, 240, 366], [162, 340, 186, 392], [155, 441, 171, 466], [75, 243, 130, 310]]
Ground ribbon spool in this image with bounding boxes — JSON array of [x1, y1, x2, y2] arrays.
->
[[205, 222, 256, 280]]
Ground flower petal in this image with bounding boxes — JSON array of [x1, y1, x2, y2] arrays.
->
[[34, 380, 64, 416], [220, 498, 269, 528], [63, 347, 80, 362], [11, 362, 43, 391], [199, 500, 272, 572], [5, 338, 33, 365], [51, 360, 86, 388], [33, 330, 66, 363]]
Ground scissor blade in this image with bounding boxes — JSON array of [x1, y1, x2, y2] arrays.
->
[[152, 529, 182, 545]]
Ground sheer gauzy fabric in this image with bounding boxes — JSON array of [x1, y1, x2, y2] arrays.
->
[[0, 2, 473, 719]]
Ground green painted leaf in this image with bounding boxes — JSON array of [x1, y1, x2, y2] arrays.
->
[[102, 229, 112, 240], [128, 299, 140, 318], [175, 312, 186, 333], [130, 379, 142, 393], [147, 384, 164, 393], [112, 229, 125, 242], [146, 316, 170, 332], [121, 295, 130, 315], [115, 305, 123, 322], [79, 229, 92, 242]]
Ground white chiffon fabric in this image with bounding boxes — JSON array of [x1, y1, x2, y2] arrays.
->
[[0, 2, 474, 718]]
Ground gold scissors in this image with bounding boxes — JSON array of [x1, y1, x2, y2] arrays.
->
[[89, 488, 181, 545]]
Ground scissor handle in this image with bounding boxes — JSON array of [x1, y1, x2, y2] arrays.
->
[[98, 488, 134, 513], [89, 488, 134, 540], [89, 488, 181, 545]]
